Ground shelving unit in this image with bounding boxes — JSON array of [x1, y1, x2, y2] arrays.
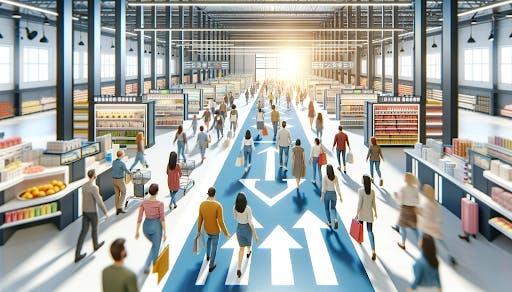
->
[[336, 90, 377, 128], [324, 88, 340, 114], [145, 92, 186, 129], [73, 101, 89, 139], [0, 211, 62, 230], [183, 88, 203, 119], [0, 102, 14, 120], [426, 100, 443, 139]]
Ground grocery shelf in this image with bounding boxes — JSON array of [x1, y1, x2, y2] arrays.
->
[[96, 118, 145, 121], [483, 171, 512, 193], [0, 211, 62, 230], [488, 218, 512, 240]]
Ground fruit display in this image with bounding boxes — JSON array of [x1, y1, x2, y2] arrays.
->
[[18, 180, 66, 200], [22, 165, 45, 174]]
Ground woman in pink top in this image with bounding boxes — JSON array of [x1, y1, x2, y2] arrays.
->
[[167, 151, 182, 210], [135, 183, 167, 274]]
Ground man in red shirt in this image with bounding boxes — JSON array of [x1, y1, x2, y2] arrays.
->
[[332, 125, 351, 174]]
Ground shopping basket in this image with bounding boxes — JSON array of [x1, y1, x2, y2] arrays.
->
[[125, 169, 151, 207], [178, 159, 195, 194]]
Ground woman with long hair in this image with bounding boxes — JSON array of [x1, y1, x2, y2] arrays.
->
[[367, 137, 384, 186], [309, 138, 325, 184], [291, 139, 306, 189], [308, 101, 315, 129], [395, 172, 420, 250], [256, 108, 265, 138], [356, 175, 378, 261], [135, 183, 167, 274], [166, 152, 182, 209], [407, 234, 441, 292], [130, 132, 148, 171], [315, 113, 324, 138], [233, 192, 259, 278], [173, 125, 187, 162], [321, 164, 342, 229], [241, 130, 255, 173]]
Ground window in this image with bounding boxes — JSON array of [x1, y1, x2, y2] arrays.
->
[[464, 48, 489, 82], [101, 54, 115, 78], [427, 53, 441, 80], [157, 58, 164, 75], [385, 56, 393, 77], [82, 52, 88, 80], [144, 56, 151, 76], [361, 59, 367, 75], [0, 45, 12, 84], [375, 56, 382, 77], [399, 55, 412, 78], [23, 46, 49, 82], [74, 51, 80, 80], [501, 46, 512, 84], [126, 55, 137, 77]]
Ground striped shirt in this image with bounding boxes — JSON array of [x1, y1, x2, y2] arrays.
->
[[137, 200, 165, 223]]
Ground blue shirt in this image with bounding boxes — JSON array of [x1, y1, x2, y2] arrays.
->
[[197, 132, 208, 147], [410, 256, 441, 289], [112, 158, 131, 179]]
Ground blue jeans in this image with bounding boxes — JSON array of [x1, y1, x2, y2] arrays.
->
[[243, 146, 252, 168], [336, 149, 346, 167], [177, 141, 186, 161], [401, 227, 419, 244], [130, 152, 146, 170], [316, 129, 323, 138], [324, 191, 338, 224], [215, 127, 224, 140], [206, 233, 220, 268], [170, 190, 178, 206], [143, 219, 162, 270], [199, 144, 206, 159], [311, 157, 321, 181], [230, 121, 237, 132], [279, 146, 290, 167], [370, 160, 382, 179], [359, 221, 375, 251], [272, 121, 278, 136]]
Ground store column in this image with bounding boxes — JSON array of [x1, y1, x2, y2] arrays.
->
[[189, 6, 194, 84], [203, 13, 209, 81], [380, 6, 386, 93], [197, 9, 203, 83], [366, 6, 374, 89], [151, 6, 157, 89], [179, 6, 185, 84], [136, 6, 144, 96], [354, 4, 361, 86], [336, 11, 340, 81], [88, 0, 101, 140], [414, 0, 427, 144], [392, 6, 399, 96], [208, 17, 213, 79], [13, 18, 20, 116], [165, 6, 172, 87], [115, 0, 126, 96], [56, 0, 73, 140], [347, 7, 352, 84], [441, 0, 458, 144]]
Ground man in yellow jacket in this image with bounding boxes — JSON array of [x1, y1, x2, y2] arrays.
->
[[271, 105, 280, 140], [268, 91, 274, 106]]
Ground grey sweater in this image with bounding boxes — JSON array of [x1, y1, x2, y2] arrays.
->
[[82, 181, 108, 214]]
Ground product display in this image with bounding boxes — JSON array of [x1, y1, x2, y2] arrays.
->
[[491, 187, 512, 212], [337, 91, 377, 128], [452, 138, 473, 159], [46, 139, 82, 153], [426, 99, 443, 139], [0, 102, 14, 120], [3, 202, 59, 224], [18, 180, 66, 200], [371, 103, 419, 146], [22, 165, 45, 174], [73, 100, 89, 140], [145, 93, 185, 128]]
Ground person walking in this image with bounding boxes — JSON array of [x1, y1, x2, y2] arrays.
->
[[201, 108, 212, 131], [321, 164, 343, 229], [418, 184, 457, 266], [102, 239, 138, 292], [219, 101, 228, 121], [245, 89, 250, 105], [356, 175, 378, 261], [270, 105, 280, 140], [233, 192, 259, 278], [229, 91, 235, 108], [394, 172, 420, 250], [308, 101, 315, 129], [167, 152, 182, 210], [129, 132, 148, 171], [173, 125, 187, 162], [366, 136, 384, 186], [286, 92, 292, 110], [191, 114, 198, 136], [196, 126, 210, 163], [135, 184, 167, 274], [406, 234, 442, 292], [291, 139, 306, 189], [229, 104, 238, 135], [256, 108, 265, 138], [276, 121, 293, 170], [309, 138, 325, 184], [241, 130, 255, 173], [112, 150, 132, 215], [332, 125, 351, 174], [268, 91, 274, 106], [75, 169, 108, 263], [197, 187, 231, 273], [315, 113, 324, 138], [208, 100, 216, 118], [210, 110, 225, 141]]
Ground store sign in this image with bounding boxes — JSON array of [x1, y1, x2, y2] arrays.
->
[[378, 95, 421, 103], [312, 62, 353, 70], [184, 61, 230, 70], [341, 89, 374, 94], [93, 95, 142, 103]]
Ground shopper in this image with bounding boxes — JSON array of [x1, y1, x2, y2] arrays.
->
[[208, 100, 215, 118], [210, 110, 225, 141], [201, 108, 212, 131], [291, 139, 306, 189], [321, 164, 343, 229], [276, 121, 293, 169], [395, 172, 420, 250], [75, 169, 108, 263], [135, 183, 167, 274], [167, 152, 182, 210], [233, 192, 259, 278], [129, 132, 148, 171], [406, 234, 441, 292], [219, 101, 228, 121], [112, 150, 132, 215], [356, 175, 378, 261], [268, 91, 274, 106], [173, 125, 187, 162], [257, 99, 263, 111], [286, 92, 292, 110], [229, 104, 238, 135], [256, 108, 265, 138], [191, 114, 198, 136], [270, 105, 280, 140], [229, 91, 235, 108], [196, 126, 210, 163], [245, 89, 250, 105], [102, 238, 138, 292], [309, 138, 325, 184], [366, 136, 384, 186], [315, 113, 324, 138], [418, 184, 457, 266], [197, 187, 231, 272], [332, 125, 351, 174], [308, 101, 315, 129], [241, 130, 255, 173]]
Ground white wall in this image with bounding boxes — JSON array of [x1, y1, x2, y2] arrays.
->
[[232, 54, 256, 75]]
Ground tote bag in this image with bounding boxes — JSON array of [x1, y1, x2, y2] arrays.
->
[[318, 152, 327, 165], [349, 219, 364, 243], [152, 244, 169, 284], [346, 150, 354, 164], [262, 126, 269, 136], [235, 154, 244, 167], [193, 232, 205, 255]]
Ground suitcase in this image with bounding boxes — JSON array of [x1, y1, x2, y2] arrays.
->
[[461, 198, 479, 235]]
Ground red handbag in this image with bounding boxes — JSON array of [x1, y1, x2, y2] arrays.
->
[[350, 219, 364, 243], [318, 152, 327, 165]]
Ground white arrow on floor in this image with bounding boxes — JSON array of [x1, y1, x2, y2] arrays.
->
[[258, 225, 302, 285], [293, 210, 338, 285], [221, 217, 263, 285], [250, 122, 294, 130], [195, 254, 210, 285], [258, 147, 279, 181], [239, 178, 304, 207]]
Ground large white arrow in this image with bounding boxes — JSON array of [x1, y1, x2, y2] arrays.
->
[[250, 122, 294, 130], [293, 210, 338, 285], [239, 178, 305, 207], [221, 217, 263, 285], [258, 225, 302, 285], [258, 147, 279, 181]]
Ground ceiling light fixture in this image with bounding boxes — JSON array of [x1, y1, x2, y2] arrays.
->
[[43, 16, 50, 26], [78, 40, 85, 46], [39, 18, 47, 43], [432, 37, 438, 48], [471, 17, 477, 25], [129, 47, 134, 52], [134, 28, 405, 33], [128, 1, 413, 7], [458, 0, 512, 17], [488, 32, 494, 42], [488, 15, 496, 42], [509, 32, 512, 39], [467, 22, 476, 44], [1, 0, 58, 16], [25, 26, 37, 40], [11, 10, 21, 19], [0, 33, 3, 39]]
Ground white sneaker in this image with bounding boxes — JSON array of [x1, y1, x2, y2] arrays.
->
[[312, 180, 316, 184]]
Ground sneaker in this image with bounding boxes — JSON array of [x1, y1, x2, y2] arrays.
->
[[237, 270, 242, 278], [209, 263, 217, 272], [372, 252, 377, 261], [94, 241, 105, 252], [379, 179, 384, 186], [391, 225, 400, 233], [337, 166, 341, 170], [174, 204, 177, 209], [247, 251, 252, 259], [397, 242, 406, 250], [207, 256, 210, 261], [326, 222, 332, 228], [334, 220, 339, 230], [312, 180, 316, 184], [344, 170, 347, 174], [74, 253, 87, 263]]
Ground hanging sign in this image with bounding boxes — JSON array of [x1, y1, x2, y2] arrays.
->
[[312, 61, 353, 70]]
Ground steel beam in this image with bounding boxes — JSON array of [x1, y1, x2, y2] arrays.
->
[[414, 0, 427, 144], [442, 0, 458, 144], [392, 6, 399, 95], [56, 0, 73, 140], [88, 0, 101, 140], [136, 6, 144, 95], [151, 6, 157, 89], [115, 0, 126, 95]]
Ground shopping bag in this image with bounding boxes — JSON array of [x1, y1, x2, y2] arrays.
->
[[235, 154, 244, 167], [262, 126, 269, 136], [193, 232, 205, 255], [318, 152, 327, 165], [152, 244, 169, 284], [346, 150, 354, 164], [349, 219, 364, 243], [185, 143, 190, 153]]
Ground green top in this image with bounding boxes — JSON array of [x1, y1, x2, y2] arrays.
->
[[102, 265, 139, 292]]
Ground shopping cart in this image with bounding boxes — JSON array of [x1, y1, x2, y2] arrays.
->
[[125, 169, 151, 208], [178, 159, 195, 194]]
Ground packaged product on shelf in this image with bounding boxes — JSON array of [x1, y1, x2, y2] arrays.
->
[[499, 164, 512, 181], [491, 160, 502, 176]]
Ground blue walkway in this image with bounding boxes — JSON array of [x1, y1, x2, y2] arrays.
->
[[164, 98, 374, 291]]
